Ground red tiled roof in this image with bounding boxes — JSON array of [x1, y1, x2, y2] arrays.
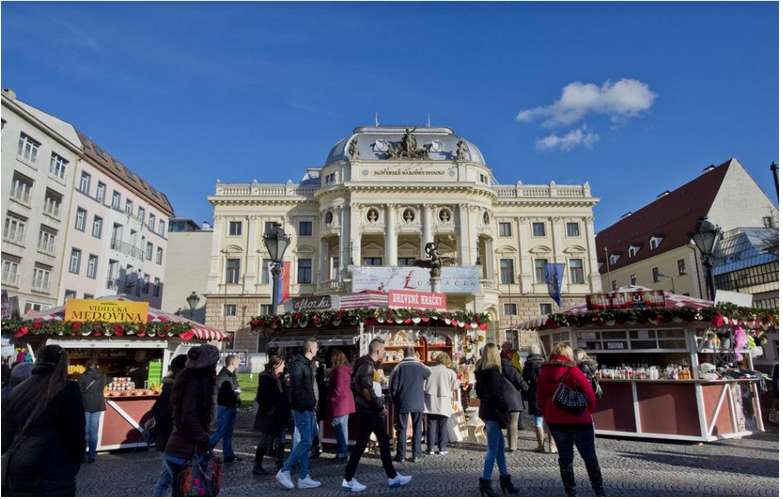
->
[[75, 130, 174, 216], [595, 160, 731, 273]]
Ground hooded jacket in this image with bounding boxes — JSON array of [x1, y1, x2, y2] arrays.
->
[[353, 355, 385, 415], [500, 357, 527, 413], [78, 367, 109, 413], [389, 356, 431, 413], [254, 370, 291, 434], [215, 366, 240, 408], [329, 364, 355, 418], [475, 366, 509, 428], [522, 353, 545, 416], [537, 355, 597, 426], [289, 354, 317, 412], [151, 375, 175, 452]]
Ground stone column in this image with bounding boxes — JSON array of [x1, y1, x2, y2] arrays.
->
[[421, 203, 432, 259], [458, 203, 470, 265], [244, 215, 257, 294], [319, 237, 329, 285], [207, 215, 225, 294], [349, 203, 361, 265], [385, 204, 397, 266]]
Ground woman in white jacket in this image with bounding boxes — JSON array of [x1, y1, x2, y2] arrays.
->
[[423, 352, 460, 455]]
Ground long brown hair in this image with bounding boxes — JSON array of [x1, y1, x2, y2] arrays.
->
[[37, 344, 69, 407], [331, 349, 349, 368]]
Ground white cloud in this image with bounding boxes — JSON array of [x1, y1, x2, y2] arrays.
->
[[517, 78, 656, 128], [535, 125, 600, 151]]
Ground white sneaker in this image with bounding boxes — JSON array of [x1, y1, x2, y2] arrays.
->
[[438, 450, 448, 455], [342, 478, 367, 492], [276, 469, 294, 489], [297, 475, 322, 489], [388, 473, 412, 488]]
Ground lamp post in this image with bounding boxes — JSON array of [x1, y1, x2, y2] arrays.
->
[[186, 291, 200, 321], [688, 216, 722, 301], [657, 273, 676, 294], [263, 222, 290, 316]]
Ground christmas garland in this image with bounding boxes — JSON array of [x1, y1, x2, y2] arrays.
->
[[250, 308, 491, 331], [1, 318, 197, 339], [544, 304, 778, 330]]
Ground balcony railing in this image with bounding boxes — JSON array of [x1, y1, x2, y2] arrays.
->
[[110, 239, 144, 260]]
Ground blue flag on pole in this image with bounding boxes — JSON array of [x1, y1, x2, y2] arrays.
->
[[545, 263, 566, 307]]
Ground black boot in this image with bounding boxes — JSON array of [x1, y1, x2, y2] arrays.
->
[[252, 445, 268, 476], [560, 465, 577, 497], [479, 478, 499, 497], [586, 460, 606, 496], [275, 442, 285, 471], [499, 475, 519, 495]]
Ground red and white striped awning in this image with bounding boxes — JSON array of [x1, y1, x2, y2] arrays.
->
[[338, 290, 389, 310], [22, 296, 230, 341]]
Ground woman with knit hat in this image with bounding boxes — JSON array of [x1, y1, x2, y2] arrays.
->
[[162, 344, 220, 497], [522, 342, 549, 452]]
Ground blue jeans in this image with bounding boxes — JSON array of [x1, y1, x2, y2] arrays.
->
[[331, 415, 349, 458], [292, 412, 318, 449], [482, 420, 508, 480], [152, 457, 173, 496], [210, 406, 237, 457], [283, 410, 315, 479], [84, 411, 101, 459], [533, 415, 544, 427]]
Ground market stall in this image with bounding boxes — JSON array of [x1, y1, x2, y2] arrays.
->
[[518, 287, 777, 442], [1, 296, 230, 451], [250, 291, 489, 446]]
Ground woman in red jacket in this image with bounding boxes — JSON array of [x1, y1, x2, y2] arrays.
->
[[537, 343, 605, 497]]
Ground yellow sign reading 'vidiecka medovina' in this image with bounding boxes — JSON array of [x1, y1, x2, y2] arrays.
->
[[65, 299, 149, 324]]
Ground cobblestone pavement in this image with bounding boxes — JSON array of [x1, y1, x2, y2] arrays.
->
[[76, 415, 778, 497]]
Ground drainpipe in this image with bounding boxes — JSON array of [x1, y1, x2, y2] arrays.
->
[[688, 244, 705, 300]]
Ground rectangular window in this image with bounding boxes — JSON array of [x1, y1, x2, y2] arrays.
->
[[112, 191, 121, 210], [503, 303, 518, 315], [149, 214, 156, 231], [569, 259, 584, 284], [83, 294, 94, 300], [138, 207, 145, 222], [158, 220, 165, 236], [264, 222, 276, 234], [32, 267, 51, 292], [125, 199, 133, 214], [64, 290, 77, 302], [229, 221, 242, 236], [364, 257, 382, 266], [397, 257, 414, 266], [79, 171, 91, 193], [500, 259, 515, 284], [96, 182, 106, 203], [677, 259, 687, 276], [146, 242, 153, 260], [534, 258, 548, 283], [50, 153, 68, 180], [332, 257, 340, 280], [69, 248, 82, 274], [156, 247, 163, 265], [142, 274, 150, 293], [224, 304, 237, 316], [499, 222, 512, 237], [611, 279, 617, 290], [75, 208, 87, 231], [87, 254, 98, 279], [153, 278, 161, 297], [92, 216, 103, 238], [299, 221, 313, 236], [532, 222, 546, 237], [2, 260, 20, 286], [539, 303, 553, 315], [297, 258, 312, 284], [17, 133, 40, 164], [38, 228, 56, 254], [11, 173, 33, 204], [44, 190, 62, 218], [3, 215, 26, 243], [566, 222, 580, 237], [630, 273, 637, 285], [652, 266, 660, 283], [225, 259, 240, 284], [261, 259, 271, 284], [259, 304, 272, 315]]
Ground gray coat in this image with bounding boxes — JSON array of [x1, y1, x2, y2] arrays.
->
[[389, 357, 431, 413]]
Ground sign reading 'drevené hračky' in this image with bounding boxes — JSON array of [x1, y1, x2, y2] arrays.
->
[[65, 299, 149, 323], [388, 290, 447, 310]]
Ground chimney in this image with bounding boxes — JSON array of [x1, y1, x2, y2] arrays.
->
[[2, 89, 17, 100]]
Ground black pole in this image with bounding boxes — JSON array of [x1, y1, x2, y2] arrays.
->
[[702, 254, 716, 302], [771, 162, 779, 199], [270, 262, 281, 316]]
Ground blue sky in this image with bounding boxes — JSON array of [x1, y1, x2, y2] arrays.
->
[[2, 2, 778, 231]]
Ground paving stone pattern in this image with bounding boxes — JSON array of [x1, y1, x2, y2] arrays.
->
[[76, 413, 778, 497]]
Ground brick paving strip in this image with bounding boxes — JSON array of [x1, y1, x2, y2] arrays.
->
[[76, 412, 779, 497]]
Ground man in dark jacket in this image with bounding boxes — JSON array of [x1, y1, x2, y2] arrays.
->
[[389, 347, 431, 462], [151, 354, 187, 497], [522, 343, 548, 452], [210, 355, 242, 461], [500, 343, 528, 452], [342, 338, 411, 492], [77, 358, 110, 463], [276, 338, 321, 490]]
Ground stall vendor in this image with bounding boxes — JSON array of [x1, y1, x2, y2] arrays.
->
[[129, 350, 150, 388]]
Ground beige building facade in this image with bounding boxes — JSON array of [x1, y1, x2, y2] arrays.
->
[[206, 126, 602, 352]]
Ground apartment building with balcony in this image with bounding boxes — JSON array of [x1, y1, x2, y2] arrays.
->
[[58, 132, 174, 308], [207, 125, 602, 352], [1, 89, 82, 313]]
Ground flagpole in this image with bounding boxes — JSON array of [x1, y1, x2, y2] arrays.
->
[[604, 247, 612, 292]]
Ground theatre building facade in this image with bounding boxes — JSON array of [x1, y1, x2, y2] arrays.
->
[[206, 126, 602, 352]]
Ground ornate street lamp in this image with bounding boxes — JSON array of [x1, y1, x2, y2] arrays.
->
[[688, 216, 722, 301], [186, 291, 200, 320], [263, 222, 290, 316]]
